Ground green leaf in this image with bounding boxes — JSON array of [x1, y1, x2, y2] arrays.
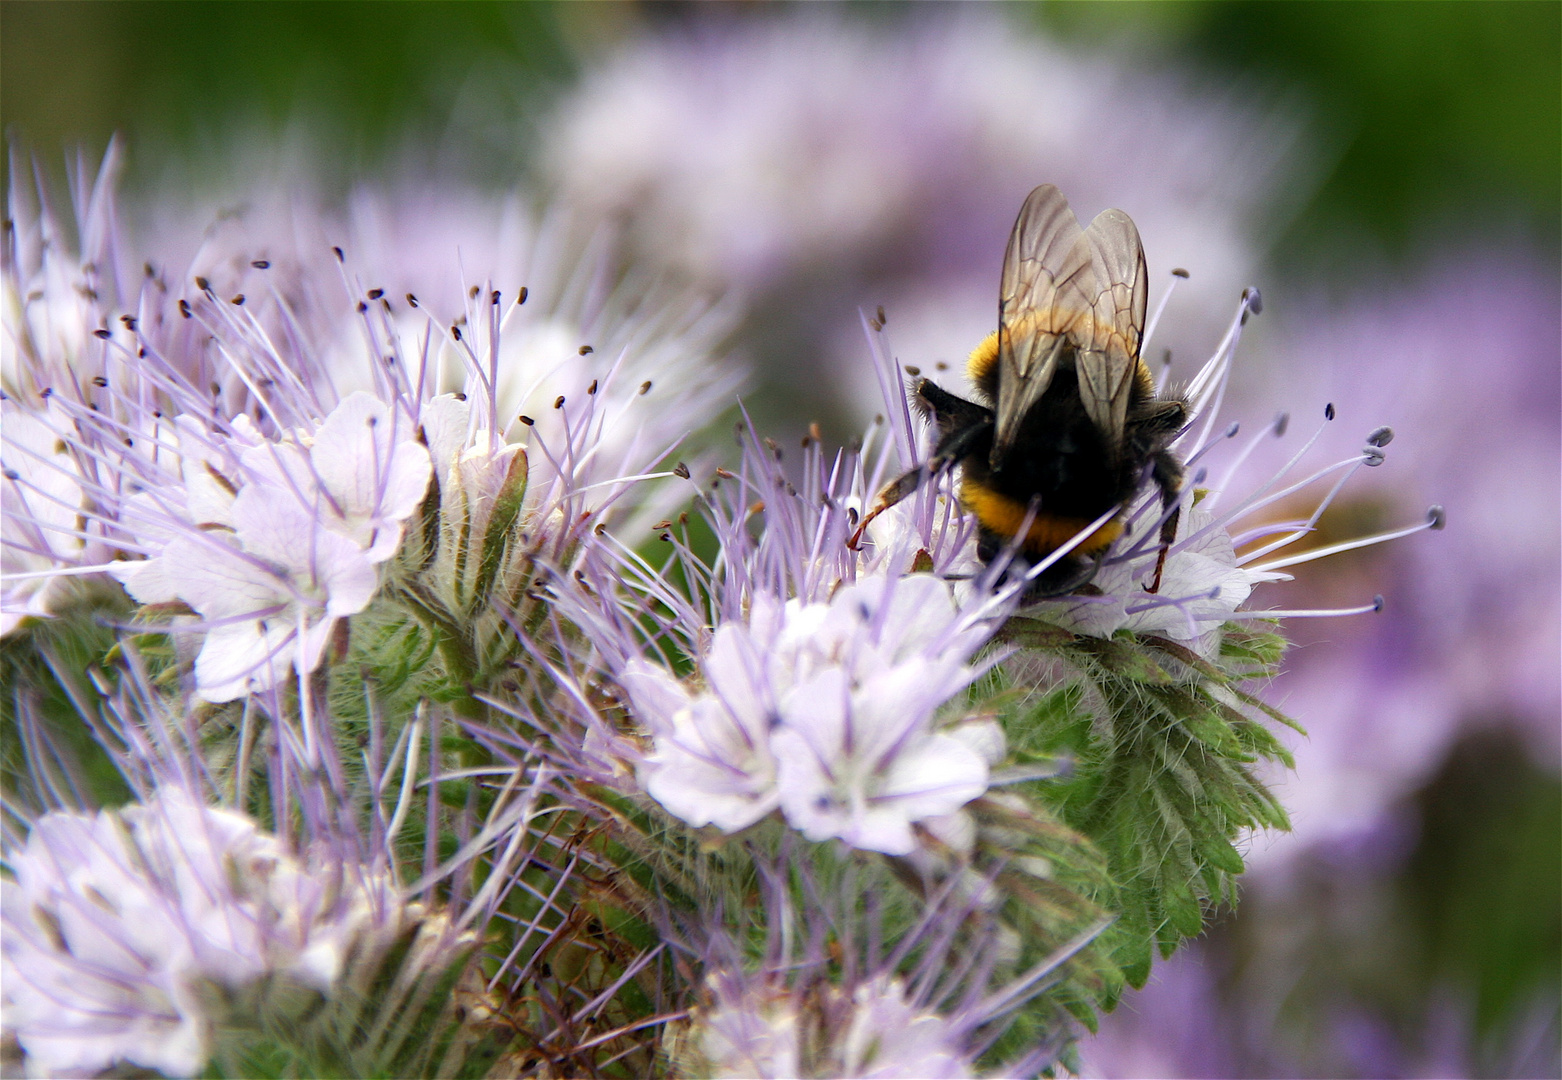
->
[[1199, 836, 1246, 875], [1003, 621, 1298, 994]]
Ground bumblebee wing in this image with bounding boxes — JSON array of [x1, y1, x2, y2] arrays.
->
[[1076, 207, 1149, 452], [993, 185, 1097, 466]]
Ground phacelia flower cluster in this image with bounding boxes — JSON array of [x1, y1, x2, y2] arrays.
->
[[1, 789, 403, 1079], [619, 573, 1005, 854]]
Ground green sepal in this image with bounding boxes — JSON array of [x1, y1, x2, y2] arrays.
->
[[471, 448, 529, 609]]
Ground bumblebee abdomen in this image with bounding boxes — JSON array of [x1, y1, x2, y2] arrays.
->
[[959, 476, 1123, 557]]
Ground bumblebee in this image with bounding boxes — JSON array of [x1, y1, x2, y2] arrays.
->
[[854, 184, 1187, 595]]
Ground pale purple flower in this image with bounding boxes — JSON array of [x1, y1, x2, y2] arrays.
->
[[3, 145, 739, 700], [840, 976, 977, 1079], [620, 575, 1002, 853], [679, 840, 1109, 1080], [620, 642, 782, 833], [238, 390, 432, 563], [1, 788, 403, 1079], [0, 399, 91, 635], [128, 170, 741, 537], [104, 391, 425, 702], [696, 977, 802, 1080], [697, 973, 975, 1079], [116, 485, 382, 702]]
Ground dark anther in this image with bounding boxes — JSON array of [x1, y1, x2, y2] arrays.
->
[[230, 294, 244, 305], [1273, 412, 1289, 437], [367, 288, 384, 300], [144, 262, 156, 277], [1172, 267, 1191, 279], [1427, 505, 1446, 530], [3, 469, 18, 481], [639, 380, 652, 395], [92, 376, 108, 387], [553, 395, 566, 409], [518, 415, 534, 426], [406, 293, 418, 307], [1224, 421, 1240, 438], [451, 326, 462, 341], [877, 304, 886, 324], [194, 276, 210, 291], [251, 259, 270, 269], [93, 328, 111, 339], [673, 462, 691, 480], [469, 285, 481, 299], [578, 345, 593, 356], [332, 246, 344, 262], [179, 299, 192, 318], [119, 314, 137, 328], [587, 379, 598, 395], [356, 301, 367, 313], [904, 365, 920, 376], [517, 286, 528, 305], [490, 289, 501, 306], [1324, 403, 1336, 421], [1372, 595, 1385, 613]]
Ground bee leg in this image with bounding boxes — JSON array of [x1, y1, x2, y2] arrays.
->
[[848, 380, 992, 550], [1146, 450, 1184, 594], [847, 466, 930, 549]]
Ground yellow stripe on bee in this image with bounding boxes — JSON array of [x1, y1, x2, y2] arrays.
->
[[961, 481, 1123, 556], [968, 312, 1152, 392]]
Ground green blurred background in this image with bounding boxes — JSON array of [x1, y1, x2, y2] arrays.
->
[[3, 2, 1558, 1076]]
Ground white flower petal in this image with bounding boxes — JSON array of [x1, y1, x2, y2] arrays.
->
[[642, 698, 780, 833]]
